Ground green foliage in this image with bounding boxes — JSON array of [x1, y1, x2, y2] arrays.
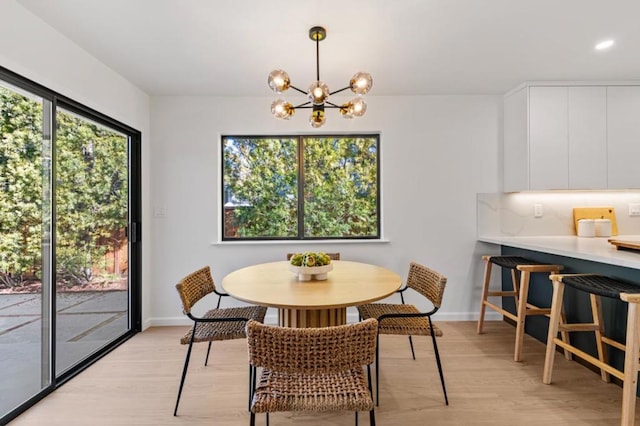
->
[[289, 252, 331, 267], [55, 109, 128, 285], [223, 137, 298, 237], [0, 86, 128, 288], [0, 87, 44, 286], [303, 137, 378, 237], [223, 135, 378, 239]]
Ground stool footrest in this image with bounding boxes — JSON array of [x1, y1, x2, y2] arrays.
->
[[525, 307, 552, 315], [482, 300, 551, 318], [487, 291, 518, 297], [553, 338, 620, 381], [559, 323, 601, 332], [602, 336, 626, 352], [483, 301, 518, 322]]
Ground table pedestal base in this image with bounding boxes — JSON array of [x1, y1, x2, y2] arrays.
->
[[278, 307, 347, 328]]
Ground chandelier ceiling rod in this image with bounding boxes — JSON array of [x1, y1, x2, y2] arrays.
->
[[315, 27, 321, 82], [268, 26, 373, 128]]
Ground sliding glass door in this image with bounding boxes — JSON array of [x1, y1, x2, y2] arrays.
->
[[0, 80, 53, 419], [0, 69, 141, 423], [54, 107, 132, 375]]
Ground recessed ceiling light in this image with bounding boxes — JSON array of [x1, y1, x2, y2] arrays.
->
[[595, 39, 615, 50]]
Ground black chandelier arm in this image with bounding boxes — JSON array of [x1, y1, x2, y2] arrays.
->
[[290, 85, 308, 95], [324, 101, 346, 109], [328, 86, 351, 96], [291, 102, 344, 110]]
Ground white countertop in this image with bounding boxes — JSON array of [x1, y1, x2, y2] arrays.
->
[[478, 235, 640, 269]]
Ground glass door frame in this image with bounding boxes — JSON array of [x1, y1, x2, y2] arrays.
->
[[0, 65, 142, 424]]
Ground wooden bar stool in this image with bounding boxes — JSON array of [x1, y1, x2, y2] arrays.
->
[[543, 274, 640, 426], [477, 255, 569, 361]]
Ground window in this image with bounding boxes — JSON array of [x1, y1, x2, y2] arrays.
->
[[222, 134, 380, 240]]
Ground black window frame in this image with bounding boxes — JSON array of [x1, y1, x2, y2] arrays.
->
[[221, 133, 381, 241]]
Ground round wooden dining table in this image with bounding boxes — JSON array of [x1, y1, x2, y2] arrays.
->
[[221, 260, 402, 327]]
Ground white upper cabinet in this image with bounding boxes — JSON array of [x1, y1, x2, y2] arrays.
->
[[568, 86, 607, 189], [529, 86, 569, 190], [503, 87, 528, 192], [607, 86, 640, 189], [503, 83, 635, 191]]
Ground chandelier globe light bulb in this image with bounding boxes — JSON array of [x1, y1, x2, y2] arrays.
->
[[349, 97, 367, 117], [268, 69, 291, 93], [308, 81, 330, 105], [310, 108, 326, 128], [271, 99, 295, 119], [340, 102, 354, 119], [350, 72, 373, 95]]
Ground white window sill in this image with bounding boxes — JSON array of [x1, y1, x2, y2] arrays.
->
[[211, 239, 390, 246]]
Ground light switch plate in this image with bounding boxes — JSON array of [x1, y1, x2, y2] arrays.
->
[[534, 203, 543, 218], [629, 203, 640, 217]]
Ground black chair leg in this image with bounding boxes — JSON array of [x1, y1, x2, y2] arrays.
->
[[174, 330, 196, 416], [408, 335, 416, 360], [266, 413, 270, 426], [205, 341, 212, 366], [250, 412, 255, 426], [365, 364, 375, 423], [375, 334, 380, 406], [429, 318, 449, 405], [248, 364, 253, 412], [355, 411, 358, 426]]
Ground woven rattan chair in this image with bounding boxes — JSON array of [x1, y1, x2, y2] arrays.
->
[[357, 261, 448, 406], [286, 252, 341, 261], [246, 318, 378, 426], [174, 266, 267, 416]]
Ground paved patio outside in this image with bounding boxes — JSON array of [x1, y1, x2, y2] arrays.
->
[[0, 290, 128, 416]]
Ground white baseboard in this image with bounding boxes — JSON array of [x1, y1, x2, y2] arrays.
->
[[145, 316, 191, 328], [435, 311, 502, 321]]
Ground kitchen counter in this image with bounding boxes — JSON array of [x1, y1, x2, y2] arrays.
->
[[478, 235, 640, 270]]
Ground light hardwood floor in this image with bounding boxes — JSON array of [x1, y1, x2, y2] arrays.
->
[[10, 321, 636, 425]]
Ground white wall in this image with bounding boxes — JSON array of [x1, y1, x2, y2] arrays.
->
[[0, 1, 153, 325], [150, 94, 502, 326]]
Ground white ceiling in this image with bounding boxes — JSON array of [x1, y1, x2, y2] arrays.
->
[[16, 0, 640, 97]]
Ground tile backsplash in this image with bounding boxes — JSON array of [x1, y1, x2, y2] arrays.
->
[[477, 191, 640, 237]]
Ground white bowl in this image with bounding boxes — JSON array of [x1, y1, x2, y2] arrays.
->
[[289, 263, 333, 281]]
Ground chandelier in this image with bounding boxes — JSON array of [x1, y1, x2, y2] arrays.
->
[[268, 26, 373, 128]]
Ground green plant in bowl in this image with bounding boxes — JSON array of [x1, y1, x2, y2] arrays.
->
[[290, 252, 331, 267]]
